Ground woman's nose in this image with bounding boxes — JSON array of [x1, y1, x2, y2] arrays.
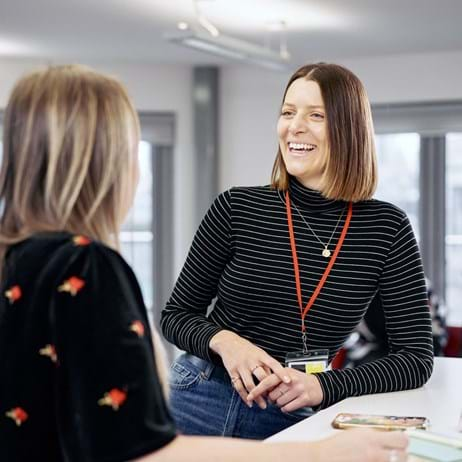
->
[[288, 116, 307, 134]]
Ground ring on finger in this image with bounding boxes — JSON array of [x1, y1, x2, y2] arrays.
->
[[230, 376, 240, 383], [251, 365, 260, 372]]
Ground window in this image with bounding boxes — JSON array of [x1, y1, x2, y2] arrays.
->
[[446, 133, 462, 324], [375, 133, 420, 236], [121, 141, 154, 307], [372, 102, 462, 329], [119, 114, 175, 329]]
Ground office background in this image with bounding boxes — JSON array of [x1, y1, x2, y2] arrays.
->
[[0, 0, 461, 341]]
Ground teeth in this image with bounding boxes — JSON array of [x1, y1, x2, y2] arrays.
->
[[288, 142, 316, 151]]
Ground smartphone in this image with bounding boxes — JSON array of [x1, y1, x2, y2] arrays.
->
[[331, 413, 429, 431]]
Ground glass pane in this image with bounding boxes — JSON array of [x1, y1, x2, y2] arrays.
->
[[120, 241, 153, 308], [0, 137, 3, 213], [120, 140, 153, 309], [121, 141, 152, 231], [374, 133, 420, 237], [446, 133, 462, 325]]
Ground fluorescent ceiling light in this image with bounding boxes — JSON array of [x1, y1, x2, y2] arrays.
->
[[165, 29, 291, 71], [0, 37, 35, 56]]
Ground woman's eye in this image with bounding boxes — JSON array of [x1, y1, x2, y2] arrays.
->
[[281, 110, 293, 117], [311, 113, 324, 120]]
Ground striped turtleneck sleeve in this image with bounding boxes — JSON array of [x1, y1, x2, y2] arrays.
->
[[160, 190, 233, 361], [315, 214, 434, 409]]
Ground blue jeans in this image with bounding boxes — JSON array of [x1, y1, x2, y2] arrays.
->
[[168, 353, 314, 440]]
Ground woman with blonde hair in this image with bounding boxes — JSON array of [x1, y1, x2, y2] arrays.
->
[[0, 65, 408, 461]]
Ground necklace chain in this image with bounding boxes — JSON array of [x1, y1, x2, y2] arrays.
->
[[289, 197, 346, 258]]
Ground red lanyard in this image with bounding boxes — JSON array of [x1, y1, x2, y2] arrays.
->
[[285, 191, 353, 333]]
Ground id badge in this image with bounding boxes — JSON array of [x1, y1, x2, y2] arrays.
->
[[285, 349, 329, 374]]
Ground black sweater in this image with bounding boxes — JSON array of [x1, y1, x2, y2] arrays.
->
[[161, 178, 434, 409], [0, 233, 176, 461]]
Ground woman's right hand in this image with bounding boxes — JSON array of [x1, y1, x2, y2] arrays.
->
[[313, 428, 408, 462], [209, 330, 290, 408]]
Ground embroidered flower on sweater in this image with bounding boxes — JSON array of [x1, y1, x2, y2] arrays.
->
[[6, 407, 28, 426], [98, 388, 127, 411], [58, 277, 85, 296], [130, 320, 145, 337], [72, 235, 91, 246], [4, 285, 22, 304], [39, 344, 58, 364]]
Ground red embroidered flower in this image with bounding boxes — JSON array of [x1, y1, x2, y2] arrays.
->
[[98, 388, 127, 411], [4, 285, 22, 304], [39, 344, 58, 364], [130, 320, 145, 338], [73, 235, 91, 246], [58, 276, 85, 296], [6, 407, 28, 426]]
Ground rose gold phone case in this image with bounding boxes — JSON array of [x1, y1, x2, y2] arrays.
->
[[331, 413, 429, 431]]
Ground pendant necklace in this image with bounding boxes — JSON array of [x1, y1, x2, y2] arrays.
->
[[290, 200, 346, 258]]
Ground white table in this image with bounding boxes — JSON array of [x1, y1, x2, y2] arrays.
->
[[267, 357, 462, 443]]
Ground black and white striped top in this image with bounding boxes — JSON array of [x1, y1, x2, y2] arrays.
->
[[161, 177, 434, 409]]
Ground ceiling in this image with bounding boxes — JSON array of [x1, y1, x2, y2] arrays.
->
[[1, 0, 462, 67]]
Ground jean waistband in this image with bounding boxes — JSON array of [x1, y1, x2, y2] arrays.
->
[[182, 353, 230, 382]]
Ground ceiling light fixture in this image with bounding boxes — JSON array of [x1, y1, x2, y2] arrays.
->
[[0, 37, 34, 57], [165, 0, 291, 71], [193, 0, 220, 37], [177, 21, 189, 31], [166, 29, 290, 70]]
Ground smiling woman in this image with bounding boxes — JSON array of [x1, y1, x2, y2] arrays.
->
[[161, 62, 434, 441]]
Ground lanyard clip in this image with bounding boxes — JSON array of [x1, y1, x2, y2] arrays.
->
[[302, 331, 308, 354]]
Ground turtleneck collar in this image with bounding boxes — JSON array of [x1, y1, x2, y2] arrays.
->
[[284, 176, 346, 213]]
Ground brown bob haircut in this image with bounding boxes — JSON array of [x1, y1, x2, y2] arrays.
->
[[271, 63, 377, 202]]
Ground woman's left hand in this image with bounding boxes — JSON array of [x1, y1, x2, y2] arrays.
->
[[246, 367, 324, 412]]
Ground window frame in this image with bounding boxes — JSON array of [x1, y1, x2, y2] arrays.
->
[[372, 101, 462, 325]]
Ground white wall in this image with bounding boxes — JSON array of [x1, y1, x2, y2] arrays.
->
[[219, 49, 462, 191], [219, 67, 286, 191], [0, 57, 194, 274]]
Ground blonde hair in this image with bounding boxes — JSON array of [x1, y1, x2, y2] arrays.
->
[[271, 63, 377, 202], [0, 65, 172, 392], [0, 64, 140, 267]]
